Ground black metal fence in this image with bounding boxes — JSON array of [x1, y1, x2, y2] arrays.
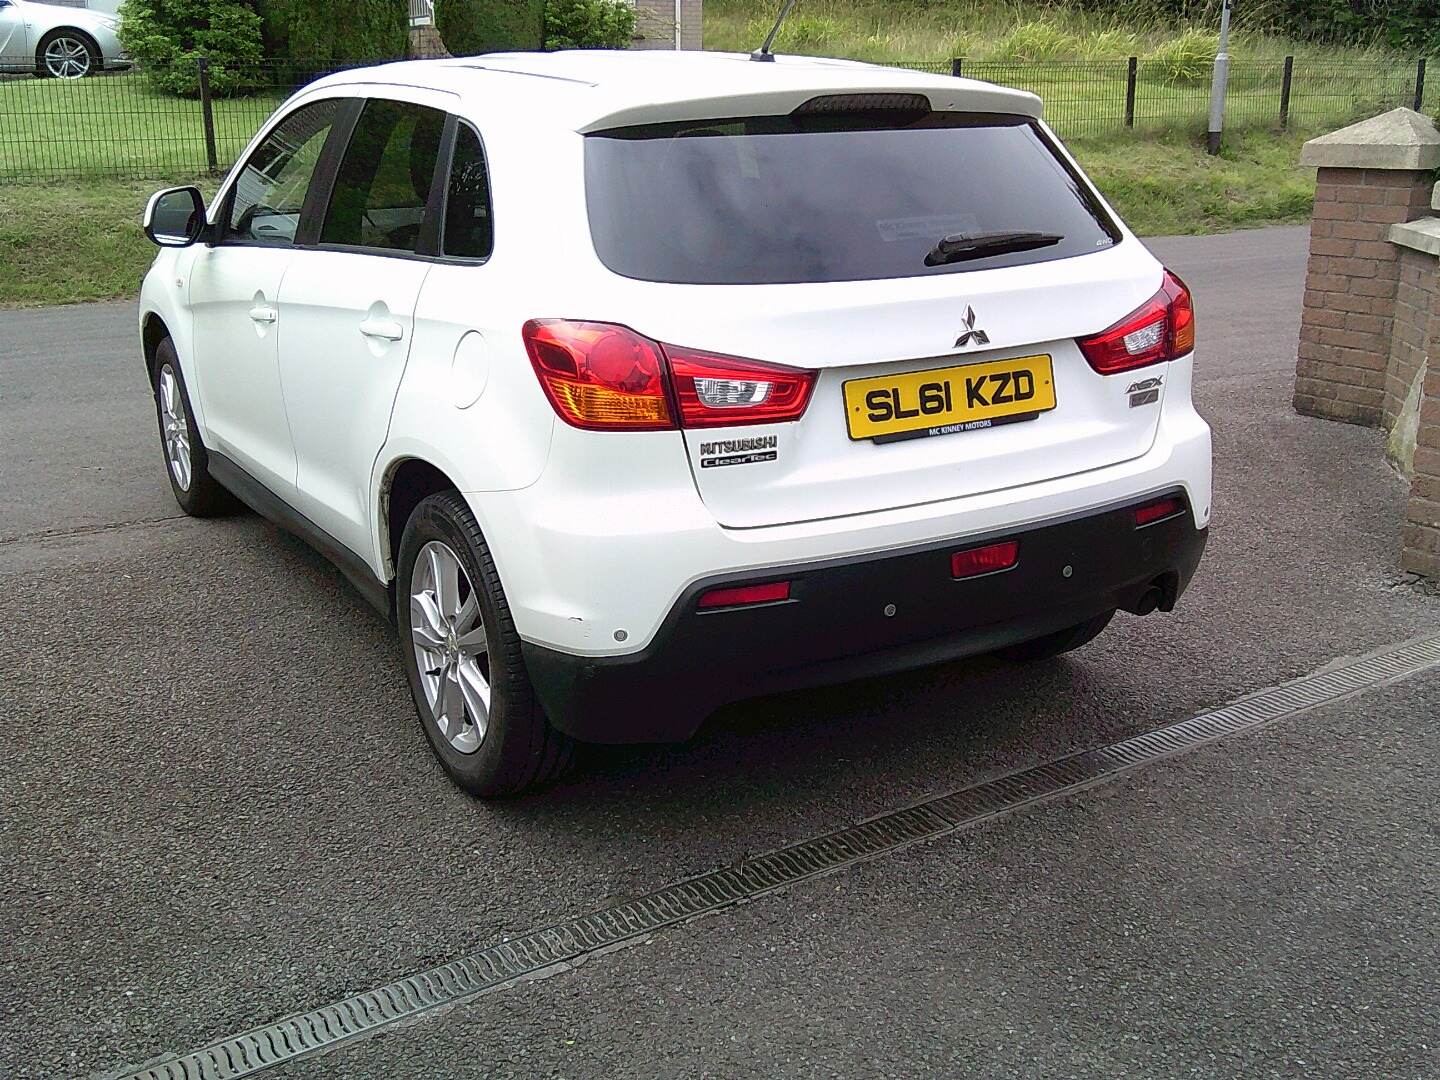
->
[[0, 52, 1433, 181], [944, 56, 1430, 138]]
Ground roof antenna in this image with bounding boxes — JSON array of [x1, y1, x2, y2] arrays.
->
[[750, 0, 799, 61]]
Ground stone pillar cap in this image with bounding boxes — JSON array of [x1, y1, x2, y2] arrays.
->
[[1300, 107, 1440, 170]]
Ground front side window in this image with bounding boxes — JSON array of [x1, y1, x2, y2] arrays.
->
[[320, 99, 446, 253], [585, 110, 1120, 285], [227, 99, 340, 246], [442, 123, 493, 260]]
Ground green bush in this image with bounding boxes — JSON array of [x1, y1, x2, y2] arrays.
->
[[1144, 28, 1217, 84], [545, 0, 636, 49], [434, 0, 544, 55], [983, 21, 1084, 62], [116, 0, 263, 96], [1274, 0, 1440, 53], [1082, 28, 1139, 58], [259, 0, 409, 64]]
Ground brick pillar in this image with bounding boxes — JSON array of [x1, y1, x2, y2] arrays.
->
[[1294, 109, 1440, 426], [1403, 353, 1440, 578]]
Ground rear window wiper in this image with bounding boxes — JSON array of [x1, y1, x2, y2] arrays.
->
[[924, 230, 1065, 267]]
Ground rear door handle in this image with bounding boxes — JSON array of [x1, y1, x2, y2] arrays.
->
[[248, 304, 277, 324], [359, 317, 404, 342]]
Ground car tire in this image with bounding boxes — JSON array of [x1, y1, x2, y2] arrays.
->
[[397, 491, 574, 798], [998, 609, 1115, 662], [36, 30, 98, 79], [151, 339, 239, 517]]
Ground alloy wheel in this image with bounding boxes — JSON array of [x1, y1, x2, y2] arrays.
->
[[44, 37, 92, 78], [157, 364, 192, 491], [410, 540, 491, 754]]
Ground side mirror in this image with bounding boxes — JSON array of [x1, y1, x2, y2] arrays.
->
[[143, 186, 207, 248]]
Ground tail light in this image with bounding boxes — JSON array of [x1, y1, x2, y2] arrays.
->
[[522, 320, 673, 431], [522, 320, 816, 432], [667, 347, 816, 429], [1077, 270, 1195, 375]]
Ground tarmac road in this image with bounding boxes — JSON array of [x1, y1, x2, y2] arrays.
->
[[1, 225, 1438, 1078]]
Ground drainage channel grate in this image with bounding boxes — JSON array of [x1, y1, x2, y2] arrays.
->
[[108, 633, 1440, 1080]]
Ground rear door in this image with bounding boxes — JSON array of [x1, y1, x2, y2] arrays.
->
[[276, 92, 449, 559], [583, 109, 1170, 529]]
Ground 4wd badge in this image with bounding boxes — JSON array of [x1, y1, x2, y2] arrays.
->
[[1126, 376, 1163, 408]]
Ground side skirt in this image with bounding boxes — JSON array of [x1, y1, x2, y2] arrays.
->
[[208, 452, 395, 623]]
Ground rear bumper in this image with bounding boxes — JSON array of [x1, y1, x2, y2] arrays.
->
[[522, 495, 1207, 743]]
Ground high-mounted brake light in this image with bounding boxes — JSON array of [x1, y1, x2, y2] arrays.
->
[[1076, 270, 1195, 375], [523, 320, 816, 431]]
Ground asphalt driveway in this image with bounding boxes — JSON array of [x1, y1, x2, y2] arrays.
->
[[1, 225, 1437, 1079]]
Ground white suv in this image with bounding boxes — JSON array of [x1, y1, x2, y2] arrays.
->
[[138, 51, 1210, 796]]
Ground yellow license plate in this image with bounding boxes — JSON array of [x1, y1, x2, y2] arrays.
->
[[843, 354, 1056, 443]]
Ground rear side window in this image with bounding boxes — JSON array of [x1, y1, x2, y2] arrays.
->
[[320, 98, 446, 253], [441, 123, 493, 260], [584, 111, 1119, 285]]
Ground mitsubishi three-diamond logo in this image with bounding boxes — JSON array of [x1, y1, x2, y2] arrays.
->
[[954, 305, 990, 348]]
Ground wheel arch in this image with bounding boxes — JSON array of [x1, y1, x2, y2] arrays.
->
[[379, 457, 464, 581], [36, 25, 100, 69], [141, 312, 170, 383]]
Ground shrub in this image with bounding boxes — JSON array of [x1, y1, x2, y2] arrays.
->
[[1083, 28, 1139, 59], [736, 12, 848, 54], [116, 0, 263, 97], [434, 0, 544, 55], [1144, 29, 1218, 85], [263, 0, 409, 64], [545, 0, 636, 50], [984, 22, 1083, 63]]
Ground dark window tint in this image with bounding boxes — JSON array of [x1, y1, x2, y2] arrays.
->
[[321, 99, 446, 253], [584, 112, 1119, 285], [442, 123, 493, 260], [227, 99, 340, 246]]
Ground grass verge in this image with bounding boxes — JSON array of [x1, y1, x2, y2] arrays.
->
[[704, 0, 1399, 65], [0, 176, 212, 307], [1075, 128, 1316, 236]]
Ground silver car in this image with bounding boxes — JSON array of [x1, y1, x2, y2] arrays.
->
[[0, 0, 128, 79]]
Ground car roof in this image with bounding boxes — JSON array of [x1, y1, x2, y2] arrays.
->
[[306, 50, 1043, 133]]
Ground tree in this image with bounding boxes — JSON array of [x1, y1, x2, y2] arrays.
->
[[433, 0, 544, 56], [117, 0, 263, 96], [544, 0, 636, 50], [253, 0, 409, 64]]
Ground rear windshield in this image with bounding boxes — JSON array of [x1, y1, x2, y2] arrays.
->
[[584, 111, 1119, 285]]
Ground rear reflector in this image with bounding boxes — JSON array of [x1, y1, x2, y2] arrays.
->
[[1134, 497, 1185, 527], [697, 581, 792, 610], [951, 540, 1019, 579]]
